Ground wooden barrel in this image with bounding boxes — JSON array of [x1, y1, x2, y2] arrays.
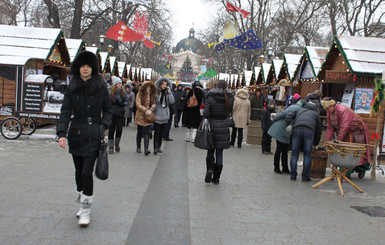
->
[[246, 120, 262, 145], [310, 149, 328, 178]]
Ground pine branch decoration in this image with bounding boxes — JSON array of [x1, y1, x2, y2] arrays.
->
[[372, 78, 384, 113]]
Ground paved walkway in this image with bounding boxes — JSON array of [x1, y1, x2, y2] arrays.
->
[[1, 124, 385, 244]]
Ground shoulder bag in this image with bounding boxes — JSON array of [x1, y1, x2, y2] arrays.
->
[[194, 118, 214, 150], [95, 125, 109, 180], [187, 90, 198, 108]]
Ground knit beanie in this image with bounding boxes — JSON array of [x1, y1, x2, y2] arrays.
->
[[112, 76, 122, 85]]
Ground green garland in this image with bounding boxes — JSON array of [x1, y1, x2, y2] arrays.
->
[[372, 78, 385, 113]]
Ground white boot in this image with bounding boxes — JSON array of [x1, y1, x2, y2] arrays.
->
[[191, 129, 197, 143], [185, 128, 191, 142], [75, 191, 83, 218], [79, 193, 93, 227]]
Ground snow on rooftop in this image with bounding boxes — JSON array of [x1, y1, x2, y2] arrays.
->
[[272, 59, 284, 80], [66, 39, 84, 61], [284, 54, 301, 80], [85, 46, 99, 55], [99, 52, 109, 71], [244, 70, 253, 86], [0, 25, 62, 61], [254, 67, 261, 78], [0, 55, 33, 65], [336, 35, 385, 74], [261, 63, 271, 84], [219, 73, 230, 80], [306, 46, 329, 75], [109, 56, 117, 70], [117, 61, 126, 77]]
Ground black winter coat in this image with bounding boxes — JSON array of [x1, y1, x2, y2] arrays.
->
[[57, 75, 112, 157], [261, 108, 275, 132], [203, 88, 235, 149], [184, 86, 203, 128], [174, 88, 185, 111]]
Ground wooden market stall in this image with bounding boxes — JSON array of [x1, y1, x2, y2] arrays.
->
[[109, 56, 118, 77], [117, 61, 127, 80], [276, 54, 302, 97], [292, 46, 329, 98], [99, 52, 111, 74], [317, 35, 385, 149], [66, 38, 85, 63]]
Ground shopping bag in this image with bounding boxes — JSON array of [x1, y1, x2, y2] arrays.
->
[[194, 118, 214, 150], [95, 126, 109, 180]]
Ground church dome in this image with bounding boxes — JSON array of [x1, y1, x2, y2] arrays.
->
[[174, 28, 204, 54]]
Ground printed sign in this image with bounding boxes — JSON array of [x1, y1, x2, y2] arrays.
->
[[23, 83, 43, 112], [341, 84, 354, 108], [354, 88, 373, 114]]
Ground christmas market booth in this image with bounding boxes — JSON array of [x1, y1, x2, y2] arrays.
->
[[0, 25, 71, 139], [276, 54, 302, 99], [292, 46, 329, 98], [317, 35, 385, 148]]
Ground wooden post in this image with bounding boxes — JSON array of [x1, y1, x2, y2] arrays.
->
[[372, 108, 382, 180]]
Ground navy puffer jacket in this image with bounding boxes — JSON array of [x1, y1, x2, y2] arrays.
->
[[203, 88, 234, 149]]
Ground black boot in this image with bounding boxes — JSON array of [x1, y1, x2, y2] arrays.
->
[[153, 142, 158, 155], [230, 129, 236, 146], [212, 165, 223, 184], [274, 161, 282, 174], [115, 137, 121, 153], [144, 134, 150, 155], [237, 137, 242, 148], [136, 134, 142, 153], [205, 156, 215, 183]]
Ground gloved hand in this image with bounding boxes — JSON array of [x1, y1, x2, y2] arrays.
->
[[145, 110, 152, 116], [270, 113, 276, 121], [151, 104, 156, 109]]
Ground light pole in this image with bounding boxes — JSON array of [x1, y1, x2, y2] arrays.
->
[[267, 47, 273, 63], [259, 55, 265, 64], [99, 35, 105, 52], [107, 44, 114, 55]]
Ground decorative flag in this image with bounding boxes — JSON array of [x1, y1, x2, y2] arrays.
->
[[214, 30, 263, 51], [226, 1, 250, 18], [202, 58, 212, 63], [105, 21, 143, 42], [124, 0, 149, 6], [133, 11, 148, 35]]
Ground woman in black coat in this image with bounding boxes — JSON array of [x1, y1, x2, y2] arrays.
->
[[203, 80, 234, 184], [57, 51, 112, 227], [184, 81, 203, 142]]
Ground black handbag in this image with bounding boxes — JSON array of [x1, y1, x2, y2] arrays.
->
[[95, 125, 109, 180], [194, 118, 214, 150]]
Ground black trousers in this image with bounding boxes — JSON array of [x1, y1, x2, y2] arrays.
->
[[274, 140, 289, 170], [262, 131, 272, 152], [108, 114, 124, 140], [72, 154, 98, 196], [154, 123, 166, 149], [231, 127, 243, 145]]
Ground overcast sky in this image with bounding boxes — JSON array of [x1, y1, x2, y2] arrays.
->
[[169, 0, 219, 46]]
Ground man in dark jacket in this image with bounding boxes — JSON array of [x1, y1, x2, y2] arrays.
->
[[249, 89, 265, 120], [305, 90, 326, 116], [174, 84, 185, 127], [286, 102, 322, 181]]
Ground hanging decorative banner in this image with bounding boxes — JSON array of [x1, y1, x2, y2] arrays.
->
[[124, 0, 149, 6], [105, 21, 143, 42], [213, 30, 263, 51], [226, 1, 250, 18], [133, 11, 148, 35], [355, 87, 373, 114]]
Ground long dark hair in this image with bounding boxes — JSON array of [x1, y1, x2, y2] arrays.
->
[[217, 80, 229, 109]]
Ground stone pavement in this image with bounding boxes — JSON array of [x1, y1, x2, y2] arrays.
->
[[1, 124, 385, 244]]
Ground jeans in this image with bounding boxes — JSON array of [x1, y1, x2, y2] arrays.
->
[[207, 148, 223, 166], [162, 115, 173, 138], [290, 128, 314, 179], [72, 155, 98, 196]]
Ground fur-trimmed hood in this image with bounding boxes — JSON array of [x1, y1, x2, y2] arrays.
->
[[183, 86, 192, 92], [70, 51, 99, 77], [236, 89, 248, 99], [138, 81, 157, 96], [155, 77, 172, 89], [124, 83, 132, 93]]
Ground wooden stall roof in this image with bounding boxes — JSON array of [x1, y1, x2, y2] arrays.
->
[[117, 61, 126, 78], [66, 39, 85, 62], [272, 59, 284, 81], [141, 68, 152, 81], [99, 52, 110, 73], [261, 63, 271, 85], [0, 25, 70, 66], [85, 46, 99, 55], [318, 35, 385, 80], [244, 70, 253, 86], [109, 56, 118, 76], [292, 46, 329, 82], [278, 54, 301, 81]]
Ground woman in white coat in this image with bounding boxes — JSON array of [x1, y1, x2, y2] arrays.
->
[[231, 89, 251, 148]]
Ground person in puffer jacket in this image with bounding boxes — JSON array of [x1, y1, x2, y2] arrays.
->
[[108, 76, 128, 154], [153, 77, 175, 154], [203, 80, 234, 184], [286, 102, 322, 181], [231, 88, 251, 148]]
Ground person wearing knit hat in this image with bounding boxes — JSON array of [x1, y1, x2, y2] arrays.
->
[[57, 51, 112, 227], [322, 97, 371, 178], [108, 76, 128, 154]]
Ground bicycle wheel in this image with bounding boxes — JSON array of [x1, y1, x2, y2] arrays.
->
[[1, 117, 22, 140], [19, 116, 37, 135]]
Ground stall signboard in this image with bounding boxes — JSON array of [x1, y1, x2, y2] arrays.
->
[[49, 47, 62, 63], [354, 87, 373, 114], [326, 71, 373, 84], [23, 83, 43, 112], [0, 106, 13, 116]]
